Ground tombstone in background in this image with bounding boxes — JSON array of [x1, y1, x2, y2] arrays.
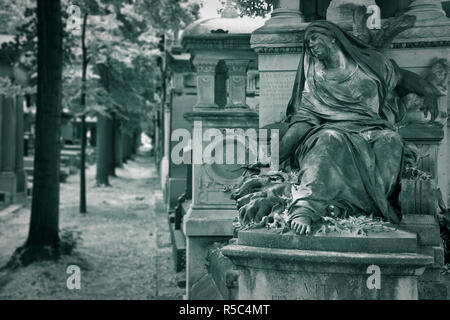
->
[[181, 2, 263, 299], [0, 38, 28, 205], [163, 47, 197, 272], [164, 48, 197, 212]]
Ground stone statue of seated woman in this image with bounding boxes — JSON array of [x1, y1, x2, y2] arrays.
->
[[231, 21, 441, 235]]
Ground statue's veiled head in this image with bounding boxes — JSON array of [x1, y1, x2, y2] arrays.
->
[[303, 21, 372, 59], [305, 30, 337, 60]]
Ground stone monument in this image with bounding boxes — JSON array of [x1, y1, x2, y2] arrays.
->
[[220, 0, 450, 300], [0, 38, 28, 205], [181, 2, 263, 299]]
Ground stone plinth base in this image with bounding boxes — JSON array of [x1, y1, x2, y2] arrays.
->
[[222, 229, 434, 300], [167, 178, 187, 209], [15, 169, 27, 194], [184, 206, 236, 299], [0, 172, 17, 205]]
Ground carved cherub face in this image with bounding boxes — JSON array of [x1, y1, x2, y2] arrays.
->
[[430, 62, 447, 83], [305, 32, 336, 60]]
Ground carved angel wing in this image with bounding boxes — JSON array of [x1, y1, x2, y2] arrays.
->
[[347, 4, 416, 48]]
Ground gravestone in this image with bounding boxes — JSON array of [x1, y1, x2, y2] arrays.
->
[[181, 5, 263, 299], [223, 228, 433, 300]]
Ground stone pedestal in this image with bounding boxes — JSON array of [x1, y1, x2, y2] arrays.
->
[[250, 2, 307, 127], [182, 10, 262, 298], [0, 172, 16, 204], [183, 110, 258, 299], [222, 229, 434, 300]]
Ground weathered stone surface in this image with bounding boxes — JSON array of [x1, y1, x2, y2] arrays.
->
[[418, 280, 448, 300], [184, 208, 237, 237], [398, 214, 442, 246], [169, 222, 186, 272], [207, 244, 239, 300], [167, 178, 186, 209], [186, 236, 231, 299], [190, 274, 223, 300], [327, 0, 376, 26], [222, 243, 433, 300], [259, 71, 296, 126], [237, 228, 418, 253]]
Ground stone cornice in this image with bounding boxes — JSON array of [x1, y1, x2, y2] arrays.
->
[[390, 41, 450, 49], [250, 28, 305, 50], [183, 34, 252, 51], [253, 46, 304, 54], [184, 109, 259, 126], [398, 123, 444, 143], [391, 19, 450, 48], [250, 18, 450, 53]]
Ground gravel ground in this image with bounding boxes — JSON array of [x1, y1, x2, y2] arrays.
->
[[0, 153, 185, 299]]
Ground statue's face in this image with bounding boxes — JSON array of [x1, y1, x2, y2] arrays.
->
[[432, 64, 447, 82], [306, 32, 334, 60]]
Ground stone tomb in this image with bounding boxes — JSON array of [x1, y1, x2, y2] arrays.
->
[[222, 228, 434, 300]]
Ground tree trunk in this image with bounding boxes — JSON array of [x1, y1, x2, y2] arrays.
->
[[80, 115, 87, 212], [114, 120, 123, 168], [109, 112, 116, 176], [132, 130, 140, 155], [134, 130, 141, 154], [79, 13, 88, 214], [121, 126, 128, 163], [23, 0, 62, 257], [123, 130, 132, 161], [95, 114, 113, 186]]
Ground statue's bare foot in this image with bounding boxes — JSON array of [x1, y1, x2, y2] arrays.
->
[[290, 214, 312, 235]]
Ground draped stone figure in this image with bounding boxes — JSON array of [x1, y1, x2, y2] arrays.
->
[[232, 21, 440, 235]]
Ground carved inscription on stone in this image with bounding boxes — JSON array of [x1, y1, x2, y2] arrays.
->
[[259, 71, 296, 126]]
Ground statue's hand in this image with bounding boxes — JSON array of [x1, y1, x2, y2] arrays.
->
[[291, 216, 312, 235], [423, 85, 440, 122], [239, 196, 281, 226], [230, 176, 271, 200]]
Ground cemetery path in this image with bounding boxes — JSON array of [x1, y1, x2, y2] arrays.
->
[[0, 153, 185, 299]]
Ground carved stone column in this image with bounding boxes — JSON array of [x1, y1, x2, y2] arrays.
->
[[265, 0, 304, 27], [225, 60, 249, 108], [406, 0, 446, 20], [192, 58, 218, 110]]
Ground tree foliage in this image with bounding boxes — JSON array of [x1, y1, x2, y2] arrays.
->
[[227, 0, 274, 18], [62, 0, 201, 133], [0, 0, 202, 134]]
